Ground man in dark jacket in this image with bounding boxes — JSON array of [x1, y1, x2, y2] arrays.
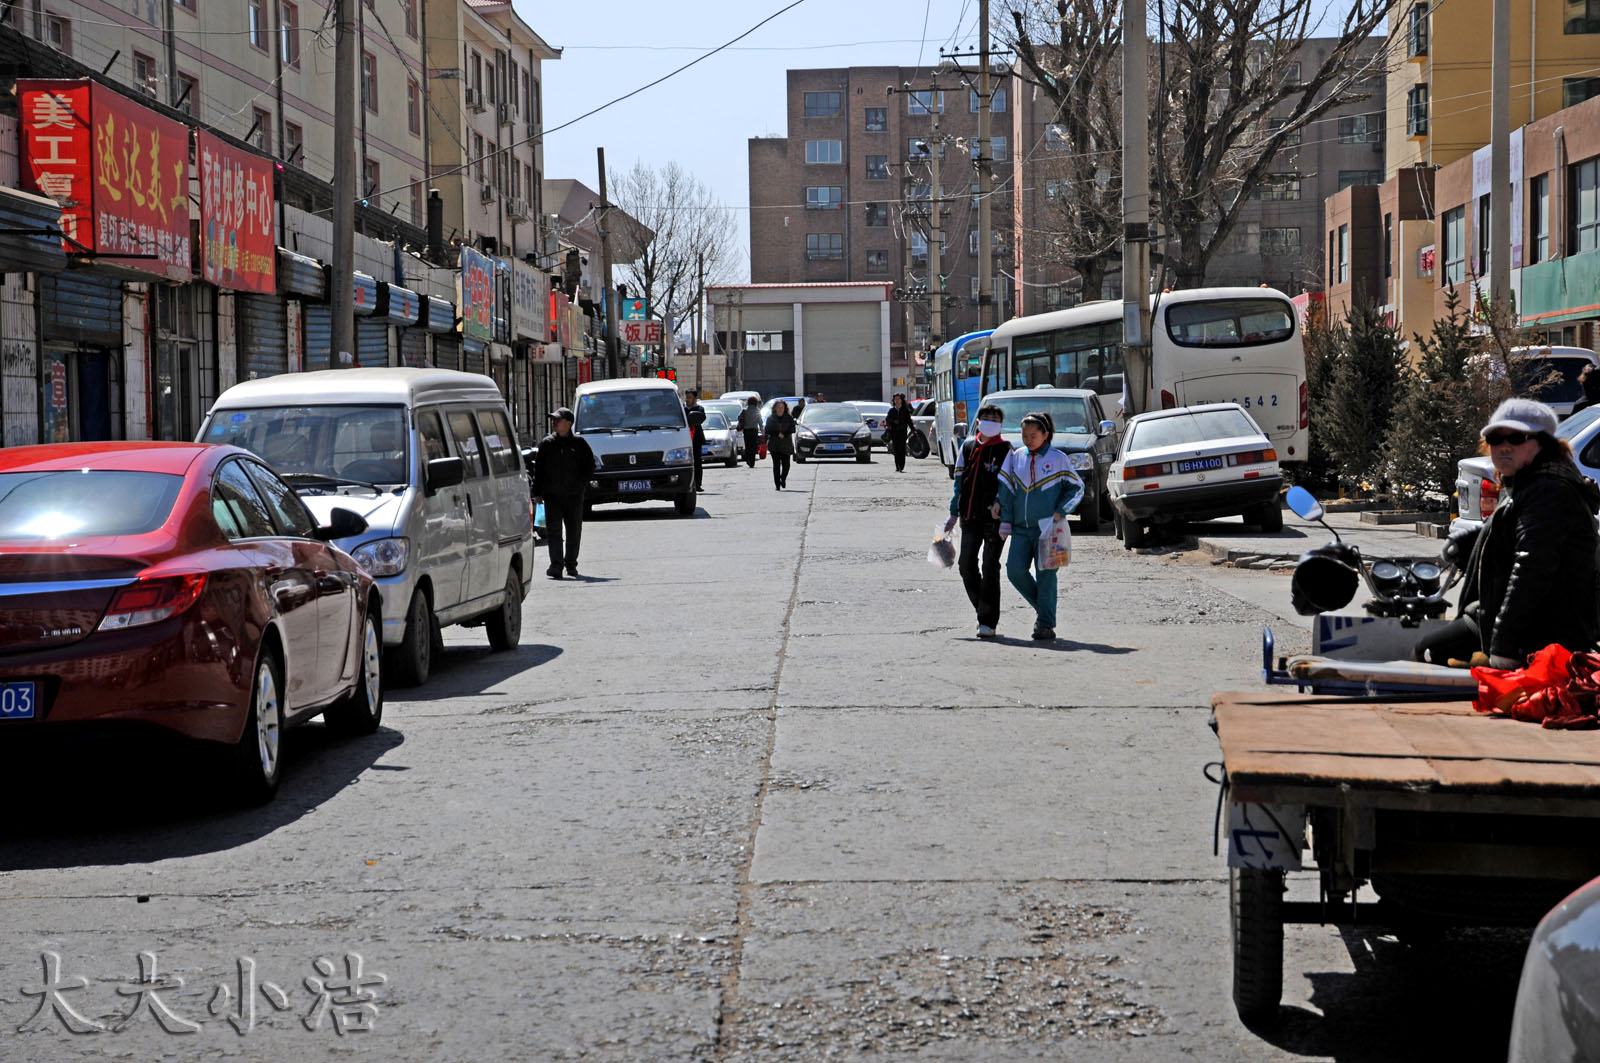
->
[[685, 390, 707, 492], [532, 407, 595, 579], [736, 397, 763, 468], [944, 404, 1014, 638]]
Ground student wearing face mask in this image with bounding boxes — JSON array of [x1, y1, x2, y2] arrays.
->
[[945, 404, 1015, 638], [997, 411, 1084, 641]]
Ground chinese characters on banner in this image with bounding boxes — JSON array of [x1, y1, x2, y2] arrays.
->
[[197, 131, 276, 294], [17, 80, 191, 280], [459, 247, 494, 343], [511, 260, 547, 341]]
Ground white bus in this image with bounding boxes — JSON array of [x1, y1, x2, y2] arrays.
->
[[978, 287, 1308, 461]]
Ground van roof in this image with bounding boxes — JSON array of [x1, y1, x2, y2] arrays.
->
[[576, 378, 682, 395], [211, 367, 504, 408]]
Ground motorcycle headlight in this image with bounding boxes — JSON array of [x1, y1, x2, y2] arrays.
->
[[352, 536, 409, 577], [853, 426, 870, 439], [665, 447, 691, 464], [1066, 451, 1094, 470]]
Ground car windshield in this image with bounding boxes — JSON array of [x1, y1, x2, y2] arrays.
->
[[0, 470, 183, 540], [576, 390, 687, 431], [801, 406, 864, 425], [205, 405, 410, 486], [1129, 408, 1261, 450], [1512, 356, 1592, 405], [1559, 404, 1600, 439], [976, 396, 1094, 435], [704, 411, 730, 430]]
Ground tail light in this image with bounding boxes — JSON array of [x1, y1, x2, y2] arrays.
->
[[529, 499, 536, 530], [1160, 389, 1177, 410], [1124, 461, 1172, 481], [1226, 448, 1278, 466], [1479, 477, 1500, 520], [1299, 381, 1309, 429], [99, 572, 208, 632]]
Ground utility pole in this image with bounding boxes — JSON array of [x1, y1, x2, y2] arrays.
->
[[597, 147, 619, 380], [1489, 0, 1511, 309], [976, 0, 995, 330], [929, 98, 944, 352], [330, 0, 356, 367], [695, 250, 705, 394], [1120, 0, 1153, 415]]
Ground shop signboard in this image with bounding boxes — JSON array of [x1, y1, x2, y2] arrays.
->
[[196, 131, 275, 294], [622, 320, 662, 344], [512, 260, 547, 340], [17, 80, 191, 280], [459, 246, 495, 342]]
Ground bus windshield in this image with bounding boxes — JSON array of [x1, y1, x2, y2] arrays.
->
[[1009, 320, 1124, 393], [1164, 298, 1295, 347]]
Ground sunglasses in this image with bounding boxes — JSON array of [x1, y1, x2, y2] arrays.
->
[[1484, 430, 1532, 446]]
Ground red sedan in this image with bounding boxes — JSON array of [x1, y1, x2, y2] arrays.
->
[[0, 442, 382, 803]]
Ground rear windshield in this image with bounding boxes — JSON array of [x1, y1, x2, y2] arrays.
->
[[1129, 408, 1261, 450], [704, 411, 729, 430], [576, 390, 686, 431], [0, 470, 183, 539], [1165, 298, 1295, 347], [1512, 356, 1591, 405]]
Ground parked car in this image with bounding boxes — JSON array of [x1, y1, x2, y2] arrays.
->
[[795, 403, 872, 463], [1108, 402, 1283, 548], [969, 388, 1118, 532], [701, 409, 742, 467], [1508, 874, 1600, 1062], [204, 368, 533, 688], [760, 396, 804, 422], [0, 442, 382, 803], [703, 399, 744, 426], [1506, 346, 1600, 418], [574, 378, 697, 516], [911, 399, 938, 455], [719, 390, 762, 406], [846, 401, 893, 447], [1452, 403, 1600, 536]]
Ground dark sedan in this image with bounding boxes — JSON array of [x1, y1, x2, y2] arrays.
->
[[0, 442, 382, 803], [795, 404, 872, 462]]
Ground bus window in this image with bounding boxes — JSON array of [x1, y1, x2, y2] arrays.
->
[[1165, 298, 1295, 347]]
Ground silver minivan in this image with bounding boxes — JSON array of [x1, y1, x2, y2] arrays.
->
[[202, 368, 534, 687]]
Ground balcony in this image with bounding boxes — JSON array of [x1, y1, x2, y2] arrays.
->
[[1521, 249, 1600, 326]]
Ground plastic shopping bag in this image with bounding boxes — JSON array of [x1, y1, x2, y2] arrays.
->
[[1037, 515, 1072, 570], [927, 524, 956, 568], [534, 500, 546, 531]]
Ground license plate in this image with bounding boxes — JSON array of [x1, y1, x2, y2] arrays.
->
[[821, 443, 851, 452], [620, 479, 651, 492], [700, 445, 713, 454], [1178, 456, 1225, 474], [0, 681, 37, 720]]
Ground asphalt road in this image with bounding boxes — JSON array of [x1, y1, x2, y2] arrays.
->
[[0, 452, 1529, 1061]]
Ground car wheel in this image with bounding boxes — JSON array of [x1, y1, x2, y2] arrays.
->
[[233, 649, 284, 804], [485, 567, 523, 651], [909, 433, 930, 459], [1253, 501, 1285, 533], [1123, 513, 1148, 549], [675, 491, 696, 516], [1076, 482, 1102, 534], [1230, 867, 1285, 1024], [325, 610, 384, 735], [795, 454, 808, 463], [386, 587, 433, 688], [856, 451, 870, 464], [724, 455, 738, 468]]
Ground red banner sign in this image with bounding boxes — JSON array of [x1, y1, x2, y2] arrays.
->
[[17, 80, 192, 280], [197, 131, 275, 293]]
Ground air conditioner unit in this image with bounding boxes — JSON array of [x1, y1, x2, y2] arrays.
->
[[465, 87, 485, 112], [497, 102, 512, 126], [505, 197, 527, 219], [479, 183, 495, 203]]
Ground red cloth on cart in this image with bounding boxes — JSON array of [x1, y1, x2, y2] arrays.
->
[[1472, 645, 1600, 728]]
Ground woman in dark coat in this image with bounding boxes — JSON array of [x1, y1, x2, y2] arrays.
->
[[884, 393, 914, 473], [1438, 399, 1600, 668], [765, 399, 797, 491]]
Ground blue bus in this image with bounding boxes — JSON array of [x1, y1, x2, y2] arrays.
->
[[931, 329, 994, 477]]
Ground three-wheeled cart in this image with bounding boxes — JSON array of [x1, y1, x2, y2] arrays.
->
[[1212, 689, 1600, 1022]]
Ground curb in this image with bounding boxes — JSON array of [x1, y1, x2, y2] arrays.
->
[[1185, 534, 1445, 568]]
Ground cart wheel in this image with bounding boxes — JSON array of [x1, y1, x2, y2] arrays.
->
[[1230, 866, 1284, 1024]]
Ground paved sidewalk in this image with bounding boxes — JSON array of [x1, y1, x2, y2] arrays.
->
[[1181, 508, 1448, 568]]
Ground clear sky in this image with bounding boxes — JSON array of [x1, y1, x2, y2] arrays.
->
[[522, 0, 975, 282]]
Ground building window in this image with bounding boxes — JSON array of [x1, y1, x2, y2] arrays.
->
[[865, 155, 888, 180], [906, 90, 944, 115], [1407, 85, 1429, 135], [806, 233, 843, 260], [1383, 213, 1393, 277], [866, 249, 888, 273], [1573, 157, 1600, 254], [1408, 3, 1429, 55], [804, 91, 841, 117], [133, 53, 157, 97], [1253, 174, 1302, 201], [364, 158, 380, 199], [362, 52, 378, 112], [970, 182, 980, 208], [45, 15, 70, 54], [247, 0, 268, 50], [969, 231, 980, 255], [806, 186, 843, 210], [407, 78, 421, 135], [907, 137, 944, 159], [911, 232, 928, 262], [1337, 224, 1350, 284], [250, 107, 271, 151], [474, 134, 484, 181], [1262, 227, 1301, 256], [1045, 178, 1067, 200], [1566, 0, 1600, 33], [174, 0, 193, 10], [865, 203, 888, 226], [908, 183, 931, 203], [1338, 170, 1383, 190], [969, 88, 1007, 113], [176, 73, 198, 117], [972, 137, 1008, 161], [1045, 124, 1070, 152], [1563, 77, 1600, 107], [1338, 114, 1381, 143], [864, 107, 886, 131], [1531, 174, 1550, 264], [403, 0, 416, 37], [284, 121, 302, 163], [280, 2, 300, 67], [1268, 117, 1301, 146], [804, 139, 841, 165], [1441, 204, 1466, 284]]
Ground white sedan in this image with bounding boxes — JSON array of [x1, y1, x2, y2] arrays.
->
[[700, 409, 742, 467], [1108, 402, 1283, 549]]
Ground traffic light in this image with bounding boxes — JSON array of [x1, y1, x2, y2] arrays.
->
[[654, 367, 677, 381]]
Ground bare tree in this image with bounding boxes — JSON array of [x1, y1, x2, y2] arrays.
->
[[1004, 0, 1394, 290], [611, 161, 738, 339]]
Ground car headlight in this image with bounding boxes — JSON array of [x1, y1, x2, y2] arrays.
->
[[1066, 451, 1095, 471], [799, 426, 818, 438], [854, 426, 870, 439], [665, 447, 690, 464], [594, 453, 605, 469], [352, 536, 409, 577]]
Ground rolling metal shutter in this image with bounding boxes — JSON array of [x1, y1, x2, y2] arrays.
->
[[400, 329, 428, 367], [41, 272, 121, 347], [302, 305, 332, 371], [357, 317, 389, 367], [464, 337, 485, 376], [434, 335, 461, 371], [236, 294, 288, 381]]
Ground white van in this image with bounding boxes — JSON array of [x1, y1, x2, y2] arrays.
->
[[573, 378, 697, 516], [202, 368, 534, 687]]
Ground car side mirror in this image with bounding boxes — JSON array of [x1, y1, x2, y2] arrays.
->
[[1285, 485, 1323, 522], [319, 507, 369, 541], [425, 456, 465, 494], [1097, 420, 1116, 438]]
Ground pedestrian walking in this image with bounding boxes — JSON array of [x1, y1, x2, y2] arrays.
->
[[532, 407, 596, 580], [945, 403, 1014, 638], [997, 412, 1084, 640], [765, 399, 797, 490], [685, 390, 707, 492], [885, 393, 913, 472], [793, 398, 806, 420], [737, 396, 763, 468]]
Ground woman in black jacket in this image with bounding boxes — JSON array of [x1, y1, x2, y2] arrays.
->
[[884, 393, 914, 472], [765, 400, 797, 490], [1454, 399, 1600, 667]]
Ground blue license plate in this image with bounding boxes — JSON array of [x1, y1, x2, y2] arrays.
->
[[1178, 456, 1225, 474], [822, 443, 851, 452], [620, 479, 651, 492], [0, 681, 37, 720]]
